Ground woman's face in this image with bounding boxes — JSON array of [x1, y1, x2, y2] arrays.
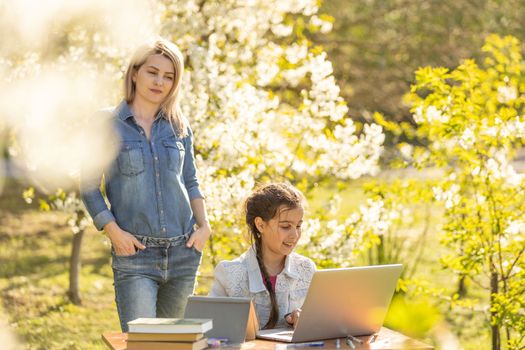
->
[[256, 205, 304, 258], [132, 53, 175, 107]]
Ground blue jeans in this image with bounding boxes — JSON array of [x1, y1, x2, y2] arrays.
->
[[111, 233, 202, 332]]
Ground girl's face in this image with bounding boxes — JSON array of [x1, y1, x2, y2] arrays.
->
[[256, 205, 304, 258], [132, 53, 175, 107]]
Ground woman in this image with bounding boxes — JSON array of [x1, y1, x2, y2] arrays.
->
[[209, 183, 316, 329], [81, 38, 211, 332]]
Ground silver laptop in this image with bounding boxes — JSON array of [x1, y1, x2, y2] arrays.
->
[[184, 296, 259, 344], [257, 264, 403, 343]]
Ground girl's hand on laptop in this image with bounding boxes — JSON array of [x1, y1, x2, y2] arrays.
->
[[285, 308, 301, 328]]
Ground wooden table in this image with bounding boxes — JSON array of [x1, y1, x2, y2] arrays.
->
[[102, 328, 433, 349]]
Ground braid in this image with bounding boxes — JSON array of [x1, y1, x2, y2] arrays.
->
[[254, 238, 279, 329], [244, 182, 305, 329]]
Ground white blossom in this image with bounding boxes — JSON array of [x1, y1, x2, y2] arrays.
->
[[413, 106, 424, 124], [459, 128, 476, 148], [433, 185, 461, 209], [414, 105, 450, 124], [399, 143, 413, 160], [309, 15, 333, 34], [0, 0, 384, 262], [426, 105, 450, 123], [300, 218, 321, 245], [505, 219, 525, 236], [497, 86, 518, 103], [320, 220, 345, 249], [285, 43, 308, 64], [271, 23, 294, 37]]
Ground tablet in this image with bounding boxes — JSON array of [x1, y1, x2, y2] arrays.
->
[[184, 295, 259, 344]]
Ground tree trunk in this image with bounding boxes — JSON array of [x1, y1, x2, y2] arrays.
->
[[490, 271, 500, 350], [457, 240, 468, 297], [67, 229, 85, 305], [209, 234, 217, 267], [377, 235, 385, 265], [457, 274, 467, 298]]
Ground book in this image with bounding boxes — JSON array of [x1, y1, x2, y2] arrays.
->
[[127, 318, 213, 334], [127, 332, 204, 342], [126, 337, 208, 350]]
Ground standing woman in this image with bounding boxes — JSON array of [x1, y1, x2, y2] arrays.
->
[[81, 38, 211, 332]]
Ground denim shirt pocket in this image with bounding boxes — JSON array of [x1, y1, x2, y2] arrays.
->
[[117, 141, 145, 176], [163, 140, 185, 173]]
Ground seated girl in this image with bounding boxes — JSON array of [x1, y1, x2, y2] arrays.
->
[[209, 183, 316, 329]]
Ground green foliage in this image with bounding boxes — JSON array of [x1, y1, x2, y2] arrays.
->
[[317, 0, 525, 125], [492, 269, 525, 349], [0, 174, 499, 349], [25, 187, 90, 235], [384, 295, 442, 339], [402, 34, 525, 349], [354, 33, 525, 349], [358, 178, 438, 278]]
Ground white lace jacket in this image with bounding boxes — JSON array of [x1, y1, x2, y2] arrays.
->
[[209, 246, 316, 328]]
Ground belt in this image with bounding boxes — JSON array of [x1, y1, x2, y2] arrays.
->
[[133, 232, 192, 247]]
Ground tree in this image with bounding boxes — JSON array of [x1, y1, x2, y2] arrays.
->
[[399, 35, 525, 350], [316, 0, 525, 126], [22, 189, 90, 305], [161, 0, 384, 263], [0, 0, 384, 302]]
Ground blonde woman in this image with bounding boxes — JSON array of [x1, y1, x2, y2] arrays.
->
[[81, 38, 211, 332]]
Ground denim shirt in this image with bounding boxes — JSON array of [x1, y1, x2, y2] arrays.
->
[[80, 101, 203, 238]]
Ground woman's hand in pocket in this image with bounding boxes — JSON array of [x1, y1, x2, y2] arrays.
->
[[186, 222, 212, 252], [104, 221, 146, 256]]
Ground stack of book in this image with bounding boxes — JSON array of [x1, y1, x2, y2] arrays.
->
[[126, 318, 213, 350]]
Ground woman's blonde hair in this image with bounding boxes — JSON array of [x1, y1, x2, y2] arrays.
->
[[124, 37, 188, 137]]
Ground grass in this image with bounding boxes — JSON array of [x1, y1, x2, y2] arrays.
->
[[0, 176, 498, 349], [0, 178, 219, 350], [0, 209, 117, 348]]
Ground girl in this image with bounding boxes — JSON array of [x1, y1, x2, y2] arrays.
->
[[81, 38, 211, 332], [209, 183, 316, 329]]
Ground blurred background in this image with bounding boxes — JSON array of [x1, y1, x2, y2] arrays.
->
[[1, 1, 524, 349]]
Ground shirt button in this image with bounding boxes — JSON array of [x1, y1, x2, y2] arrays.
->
[[156, 173, 160, 177], [162, 228, 166, 232], [155, 156, 159, 161]]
